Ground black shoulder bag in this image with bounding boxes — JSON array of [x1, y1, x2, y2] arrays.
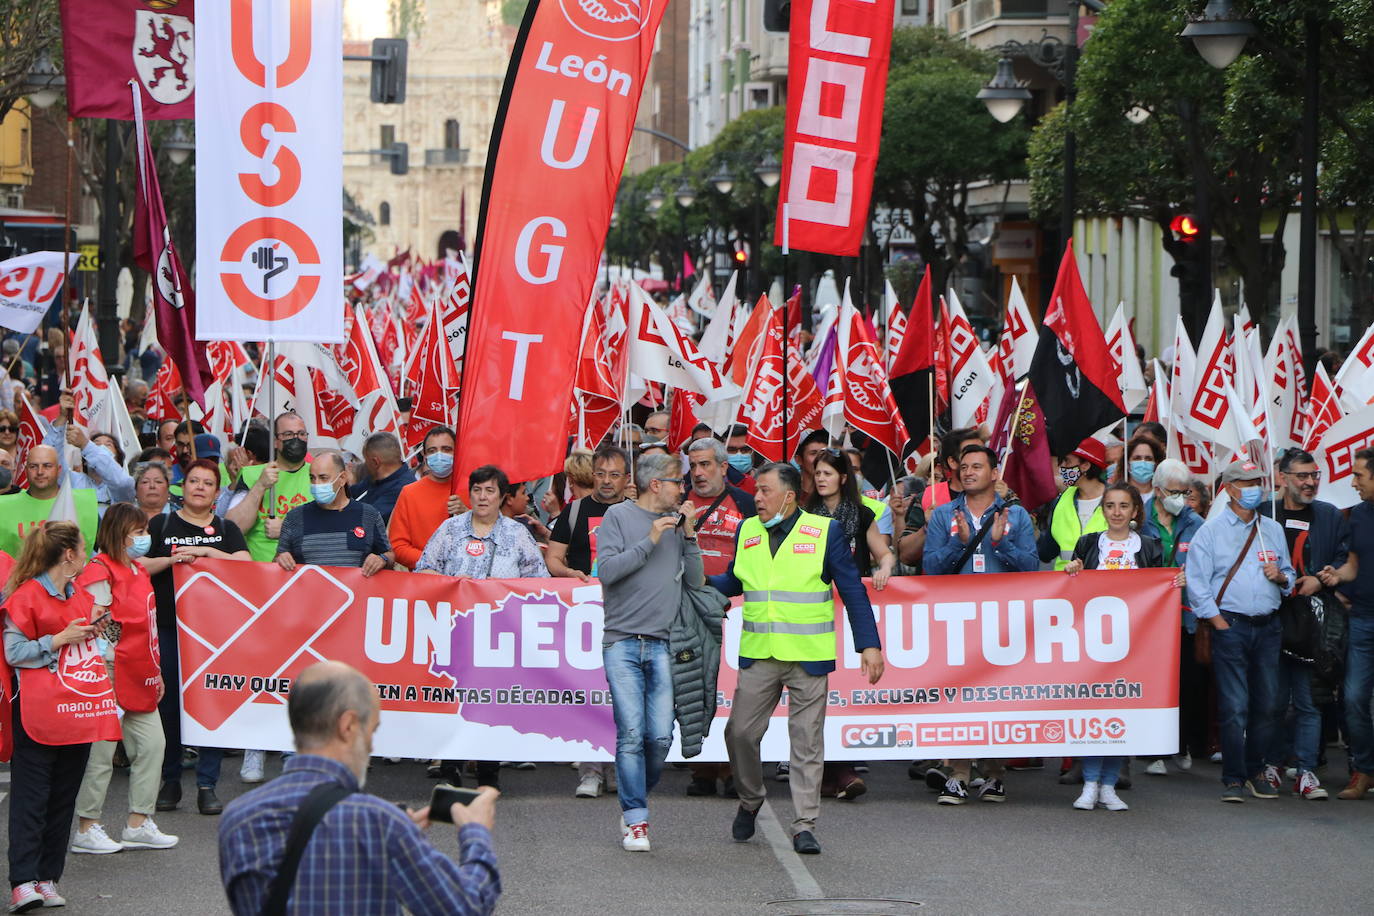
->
[[260, 783, 354, 916], [948, 517, 994, 574]]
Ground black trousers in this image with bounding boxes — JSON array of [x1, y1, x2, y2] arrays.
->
[[8, 683, 91, 887], [1180, 629, 1211, 758], [157, 625, 223, 787]]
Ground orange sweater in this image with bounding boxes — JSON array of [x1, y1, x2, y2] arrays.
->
[[388, 475, 462, 569]]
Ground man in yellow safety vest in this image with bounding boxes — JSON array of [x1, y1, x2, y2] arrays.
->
[[708, 462, 884, 856]]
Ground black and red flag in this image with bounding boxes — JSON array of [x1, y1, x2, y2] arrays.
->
[[1026, 241, 1125, 457], [889, 264, 934, 456]]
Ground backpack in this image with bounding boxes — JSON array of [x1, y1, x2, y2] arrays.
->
[[1279, 591, 1346, 686]]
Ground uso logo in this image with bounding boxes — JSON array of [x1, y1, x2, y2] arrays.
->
[[840, 724, 913, 749]]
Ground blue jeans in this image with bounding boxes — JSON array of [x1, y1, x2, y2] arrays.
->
[[1211, 613, 1281, 786], [1270, 657, 1319, 773], [603, 637, 674, 825], [1081, 757, 1122, 787], [1343, 616, 1374, 775]]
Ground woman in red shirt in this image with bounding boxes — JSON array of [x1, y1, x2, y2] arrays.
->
[[70, 503, 178, 855], [3, 521, 120, 912]]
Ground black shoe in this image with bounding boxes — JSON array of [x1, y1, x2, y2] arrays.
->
[[731, 805, 758, 842], [686, 777, 717, 797], [198, 787, 224, 815], [721, 776, 738, 799], [156, 780, 182, 812], [792, 830, 821, 855]]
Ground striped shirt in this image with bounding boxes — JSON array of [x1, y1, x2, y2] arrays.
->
[[276, 500, 390, 568], [218, 755, 500, 916]]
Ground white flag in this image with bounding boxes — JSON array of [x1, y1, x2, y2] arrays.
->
[[1105, 303, 1147, 415], [0, 251, 77, 334], [69, 303, 116, 435], [687, 274, 715, 319], [945, 290, 998, 430], [1335, 321, 1374, 411], [626, 283, 740, 402], [1312, 403, 1374, 509]]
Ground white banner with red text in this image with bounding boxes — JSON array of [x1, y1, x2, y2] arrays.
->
[[174, 562, 1179, 759], [194, 0, 343, 342]]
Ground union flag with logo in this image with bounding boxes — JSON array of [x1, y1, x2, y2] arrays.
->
[[59, 0, 195, 120]]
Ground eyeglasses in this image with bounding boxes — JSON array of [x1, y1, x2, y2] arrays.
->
[[1289, 471, 1321, 482], [726, 446, 751, 455], [593, 470, 625, 480], [1160, 488, 1190, 498], [654, 477, 683, 486], [276, 431, 309, 440]]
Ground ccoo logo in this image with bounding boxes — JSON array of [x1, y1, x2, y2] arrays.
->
[[559, 0, 657, 41]]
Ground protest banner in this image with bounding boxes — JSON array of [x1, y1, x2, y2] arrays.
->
[[175, 561, 1179, 760]]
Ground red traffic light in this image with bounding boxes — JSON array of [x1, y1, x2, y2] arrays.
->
[[733, 248, 748, 264], [1170, 213, 1201, 242]]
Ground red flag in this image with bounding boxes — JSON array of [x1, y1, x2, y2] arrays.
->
[[132, 84, 211, 407], [144, 358, 183, 422], [59, 0, 194, 120], [839, 306, 908, 456], [1304, 364, 1345, 452], [401, 301, 454, 451], [989, 381, 1058, 512], [1025, 240, 1125, 456], [572, 294, 626, 451], [934, 296, 951, 417], [727, 297, 773, 388], [743, 304, 822, 462], [775, 0, 895, 256], [668, 389, 704, 453], [12, 393, 46, 490], [890, 265, 934, 453], [885, 307, 907, 374], [456, 0, 670, 486], [338, 304, 402, 444]]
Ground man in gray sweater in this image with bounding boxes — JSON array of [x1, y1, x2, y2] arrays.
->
[[596, 451, 705, 852]]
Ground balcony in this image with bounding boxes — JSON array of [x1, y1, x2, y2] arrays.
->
[[947, 0, 1057, 37], [425, 147, 469, 167]]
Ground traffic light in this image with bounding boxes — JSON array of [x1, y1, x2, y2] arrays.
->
[[733, 245, 749, 267], [763, 0, 790, 31], [369, 38, 408, 104], [1170, 213, 1201, 243], [389, 141, 409, 175]]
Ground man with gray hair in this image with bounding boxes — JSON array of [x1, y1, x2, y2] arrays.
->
[[219, 661, 501, 915], [276, 450, 394, 576], [595, 451, 704, 851]]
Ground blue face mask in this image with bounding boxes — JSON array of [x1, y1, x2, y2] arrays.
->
[[128, 534, 152, 559], [1103, 464, 1118, 484], [426, 452, 453, 477], [1129, 460, 1156, 485], [727, 453, 753, 474], [311, 480, 338, 506], [1236, 486, 1264, 510], [761, 497, 793, 528]]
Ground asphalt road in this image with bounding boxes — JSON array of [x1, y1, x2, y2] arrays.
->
[[1, 752, 1369, 915]]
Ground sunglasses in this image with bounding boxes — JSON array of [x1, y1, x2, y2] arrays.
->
[[0, 425, 16, 433]]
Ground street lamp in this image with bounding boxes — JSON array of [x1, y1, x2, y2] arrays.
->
[[755, 154, 781, 189], [1124, 104, 1152, 124], [163, 123, 194, 166], [710, 167, 734, 195], [674, 179, 696, 209], [977, 57, 1032, 123], [646, 186, 665, 211], [1181, 0, 1256, 70], [22, 50, 66, 110]]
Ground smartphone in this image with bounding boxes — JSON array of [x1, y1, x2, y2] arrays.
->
[[428, 783, 482, 822], [89, 608, 112, 627], [673, 511, 686, 528]]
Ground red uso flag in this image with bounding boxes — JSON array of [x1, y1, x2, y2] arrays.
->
[[456, 0, 670, 485], [59, 0, 195, 120], [775, 0, 895, 256]]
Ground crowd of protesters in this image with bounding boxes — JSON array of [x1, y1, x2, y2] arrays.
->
[[3, 352, 1374, 912]]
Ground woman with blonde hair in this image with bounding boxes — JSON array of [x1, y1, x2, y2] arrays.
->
[[3, 521, 120, 911]]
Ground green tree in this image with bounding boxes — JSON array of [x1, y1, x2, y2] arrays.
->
[[0, 0, 61, 123]]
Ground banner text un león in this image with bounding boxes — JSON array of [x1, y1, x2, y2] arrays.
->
[[174, 562, 1180, 760]]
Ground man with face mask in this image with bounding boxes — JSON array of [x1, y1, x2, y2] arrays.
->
[[724, 424, 757, 494], [218, 661, 501, 916], [225, 412, 316, 562], [1185, 459, 1296, 803], [388, 425, 466, 570], [275, 451, 393, 577]]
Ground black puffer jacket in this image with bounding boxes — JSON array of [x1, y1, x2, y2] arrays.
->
[[1071, 531, 1165, 570], [670, 582, 728, 757]]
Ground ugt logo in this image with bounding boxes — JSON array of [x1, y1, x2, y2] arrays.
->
[[559, 0, 660, 41]]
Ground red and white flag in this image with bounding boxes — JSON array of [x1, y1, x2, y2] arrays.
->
[[1304, 363, 1345, 453], [69, 303, 113, 434], [1312, 402, 1374, 509], [743, 301, 822, 462], [885, 302, 907, 376], [0, 252, 78, 334], [945, 291, 997, 429], [1264, 315, 1306, 451], [698, 272, 738, 365], [12, 392, 49, 489], [1335, 320, 1374, 411], [401, 301, 456, 451], [838, 292, 908, 456], [1166, 315, 1210, 477], [572, 292, 629, 451], [1183, 296, 1233, 445], [145, 358, 184, 423], [626, 284, 739, 402], [1104, 303, 1148, 414], [59, 0, 194, 120], [338, 304, 402, 450]]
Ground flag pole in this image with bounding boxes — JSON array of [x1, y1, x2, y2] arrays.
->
[[780, 202, 791, 465], [266, 338, 276, 519], [999, 379, 1028, 467], [59, 118, 76, 391]]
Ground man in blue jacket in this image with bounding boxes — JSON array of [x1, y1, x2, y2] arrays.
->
[[923, 444, 1037, 804]]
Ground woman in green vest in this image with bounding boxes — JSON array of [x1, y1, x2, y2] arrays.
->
[[1037, 441, 1109, 571]]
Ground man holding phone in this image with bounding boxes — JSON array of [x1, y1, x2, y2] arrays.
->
[[219, 661, 501, 915], [595, 452, 705, 852]]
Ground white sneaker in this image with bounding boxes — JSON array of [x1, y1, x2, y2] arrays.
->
[[1073, 781, 1099, 810], [121, 818, 179, 849], [36, 880, 66, 908], [1176, 752, 1193, 771], [10, 882, 42, 912], [240, 749, 266, 784], [618, 815, 629, 838], [1097, 785, 1129, 811], [70, 823, 123, 854], [622, 821, 650, 851], [575, 774, 603, 798], [1145, 759, 1168, 776], [1209, 751, 1223, 763]]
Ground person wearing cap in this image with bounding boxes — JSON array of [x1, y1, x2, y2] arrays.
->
[[1037, 438, 1108, 571], [1185, 458, 1295, 803]]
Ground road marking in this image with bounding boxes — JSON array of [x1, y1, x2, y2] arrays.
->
[[757, 800, 822, 899], [0, 771, 9, 783], [0, 792, 7, 804]]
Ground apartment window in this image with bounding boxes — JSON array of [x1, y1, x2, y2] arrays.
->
[[901, 0, 919, 12], [379, 202, 391, 226], [444, 119, 461, 149], [380, 125, 395, 147]]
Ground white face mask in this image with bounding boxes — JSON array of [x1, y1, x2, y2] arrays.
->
[[1159, 493, 1188, 516]]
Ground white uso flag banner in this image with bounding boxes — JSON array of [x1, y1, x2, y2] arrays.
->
[[0, 252, 78, 334], [194, 0, 343, 343]]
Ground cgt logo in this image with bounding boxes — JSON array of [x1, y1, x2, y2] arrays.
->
[[916, 721, 988, 747], [1067, 717, 1127, 741], [841, 724, 914, 749]]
